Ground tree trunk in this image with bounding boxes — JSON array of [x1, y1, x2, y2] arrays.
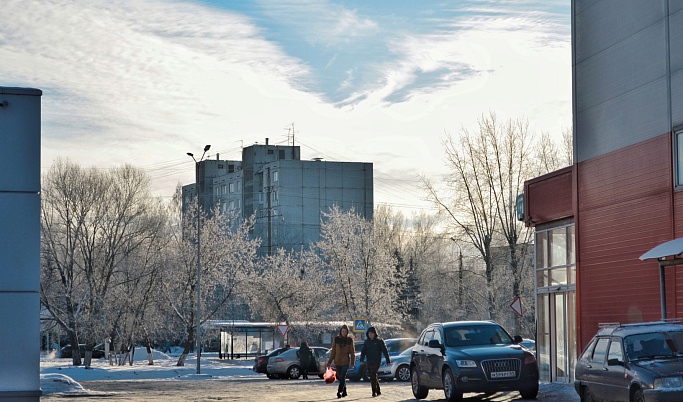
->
[[67, 329, 82, 366], [177, 325, 196, 367]]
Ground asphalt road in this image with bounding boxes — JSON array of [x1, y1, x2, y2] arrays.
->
[[41, 377, 580, 402]]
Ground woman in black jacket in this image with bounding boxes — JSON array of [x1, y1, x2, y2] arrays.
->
[[359, 326, 390, 397], [297, 341, 313, 379]]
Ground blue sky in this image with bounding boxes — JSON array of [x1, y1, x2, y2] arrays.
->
[[0, 0, 571, 213]]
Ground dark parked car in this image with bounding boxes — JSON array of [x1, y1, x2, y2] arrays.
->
[[575, 320, 683, 402], [59, 343, 105, 359], [253, 348, 286, 378], [410, 321, 539, 401]]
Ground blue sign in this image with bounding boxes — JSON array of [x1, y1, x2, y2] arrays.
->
[[516, 194, 525, 221], [353, 318, 366, 333]]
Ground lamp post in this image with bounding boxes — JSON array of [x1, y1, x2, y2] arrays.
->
[[187, 144, 210, 375]]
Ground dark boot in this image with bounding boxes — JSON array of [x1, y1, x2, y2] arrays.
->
[[342, 387, 347, 397]]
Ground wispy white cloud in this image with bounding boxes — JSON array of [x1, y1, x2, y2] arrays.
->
[[0, 0, 572, 212]]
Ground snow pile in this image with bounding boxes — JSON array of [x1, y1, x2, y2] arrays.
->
[[40, 373, 86, 394]]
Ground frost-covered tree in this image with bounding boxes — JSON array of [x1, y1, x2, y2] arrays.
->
[[246, 248, 333, 330], [316, 206, 404, 325], [164, 201, 259, 366]]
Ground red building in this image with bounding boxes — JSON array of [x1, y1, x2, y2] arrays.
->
[[523, 1, 683, 383]]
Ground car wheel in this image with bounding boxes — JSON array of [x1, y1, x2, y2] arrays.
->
[[631, 389, 645, 402], [443, 368, 463, 402], [287, 365, 301, 379], [519, 380, 539, 399], [411, 366, 429, 399], [396, 365, 411, 382]]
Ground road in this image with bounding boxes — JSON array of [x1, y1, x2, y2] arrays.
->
[[41, 377, 580, 401]]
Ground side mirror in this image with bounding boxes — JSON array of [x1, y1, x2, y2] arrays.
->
[[513, 335, 523, 344], [607, 358, 624, 367], [428, 339, 443, 349]]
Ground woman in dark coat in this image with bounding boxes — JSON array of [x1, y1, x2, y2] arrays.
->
[[359, 326, 390, 397], [327, 324, 355, 398], [297, 341, 314, 379]]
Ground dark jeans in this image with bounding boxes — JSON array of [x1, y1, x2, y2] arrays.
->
[[336, 364, 349, 393], [366, 363, 381, 394]]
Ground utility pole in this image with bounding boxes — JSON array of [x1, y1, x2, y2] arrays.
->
[[187, 144, 211, 375]]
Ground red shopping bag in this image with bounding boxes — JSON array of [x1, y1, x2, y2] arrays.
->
[[323, 367, 336, 384]]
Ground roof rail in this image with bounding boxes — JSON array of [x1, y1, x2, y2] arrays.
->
[[598, 322, 620, 328]]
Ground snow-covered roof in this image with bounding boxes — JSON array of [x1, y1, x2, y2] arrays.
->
[[640, 238, 683, 260]]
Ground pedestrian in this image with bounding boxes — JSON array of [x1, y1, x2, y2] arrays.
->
[[297, 341, 314, 379], [359, 326, 390, 397], [326, 324, 355, 398]]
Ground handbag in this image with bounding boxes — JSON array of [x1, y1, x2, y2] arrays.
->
[[323, 367, 336, 384]]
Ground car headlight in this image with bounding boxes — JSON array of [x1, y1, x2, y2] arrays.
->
[[654, 377, 683, 389], [456, 360, 477, 368]]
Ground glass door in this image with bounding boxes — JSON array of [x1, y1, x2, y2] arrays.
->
[[537, 290, 576, 383]]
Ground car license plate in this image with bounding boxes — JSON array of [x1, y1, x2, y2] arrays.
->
[[490, 371, 516, 379]]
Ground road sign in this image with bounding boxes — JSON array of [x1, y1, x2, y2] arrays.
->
[[353, 318, 366, 333], [277, 325, 289, 337], [510, 296, 523, 317]]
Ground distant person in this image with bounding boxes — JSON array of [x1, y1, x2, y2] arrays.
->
[[297, 341, 314, 379], [327, 324, 355, 398], [360, 326, 390, 397]]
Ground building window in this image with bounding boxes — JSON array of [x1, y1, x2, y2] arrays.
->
[[229, 200, 235, 210], [218, 164, 224, 169], [229, 182, 235, 193], [536, 225, 575, 288], [273, 171, 278, 182], [221, 184, 226, 194], [228, 164, 235, 173]]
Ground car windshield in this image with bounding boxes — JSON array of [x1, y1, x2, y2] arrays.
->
[[625, 331, 683, 360], [444, 324, 513, 347], [399, 347, 413, 357]]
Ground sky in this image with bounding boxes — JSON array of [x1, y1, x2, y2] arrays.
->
[[1, 0, 572, 214]]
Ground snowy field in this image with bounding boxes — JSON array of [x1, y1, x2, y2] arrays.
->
[[41, 347, 579, 400], [41, 347, 258, 394]]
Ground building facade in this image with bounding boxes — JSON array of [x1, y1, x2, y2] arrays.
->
[[523, 1, 683, 383], [183, 141, 373, 255]]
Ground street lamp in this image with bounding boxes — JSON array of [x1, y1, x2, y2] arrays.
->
[[187, 144, 210, 375]]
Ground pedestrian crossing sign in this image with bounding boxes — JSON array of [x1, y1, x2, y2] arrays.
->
[[353, 318, 366, 333]]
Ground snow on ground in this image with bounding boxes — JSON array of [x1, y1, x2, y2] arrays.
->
[[41, 347, 579, 400], [40, 347, 258, 394]]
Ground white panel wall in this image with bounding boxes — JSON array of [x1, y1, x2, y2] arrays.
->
[[0, 87, 41, 401], [574, 0, 670, 162]]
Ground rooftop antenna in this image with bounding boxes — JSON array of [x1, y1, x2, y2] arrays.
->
[[284, 122, 296, 146]]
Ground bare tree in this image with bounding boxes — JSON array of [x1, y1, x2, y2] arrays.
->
[[423, 117, 500, 320], [40, 159, 167, 366], [423, 112, 539, 331], [316, 206, 404, 325]]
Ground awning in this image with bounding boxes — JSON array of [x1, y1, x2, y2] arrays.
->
[[640, 237, 683, 260], [639, 238, 683, 320]]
